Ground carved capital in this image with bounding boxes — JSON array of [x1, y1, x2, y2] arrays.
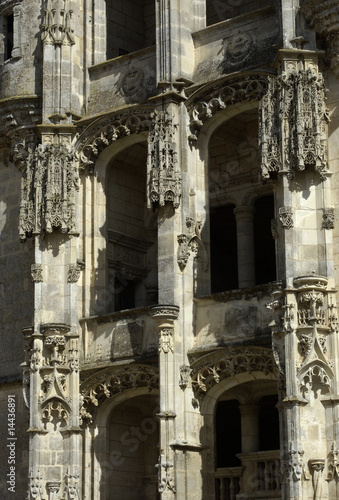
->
[[41, 0, 75, 46]]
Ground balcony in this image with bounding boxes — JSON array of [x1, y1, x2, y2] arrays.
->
[[216, 451, 281, 500]]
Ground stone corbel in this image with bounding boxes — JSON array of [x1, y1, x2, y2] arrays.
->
[[28, 468, 43, 500], [179, 364, 192, 389], [309, 459, 325, 500], [279, 207, 293, 230], [46, 481, 61, 500], [177, 217, 208, 272], [327, 442, 339, 481]]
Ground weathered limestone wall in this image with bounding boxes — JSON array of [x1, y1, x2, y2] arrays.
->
[[0, 0, 41, 99], [0, 162, 33, 377]]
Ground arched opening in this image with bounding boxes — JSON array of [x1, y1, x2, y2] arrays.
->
[[208, 109, 276, 292], [106, 0, 156, 60], [106, 394, 160, 499], [213, 382, 280, 500], [107, 142, 158, 312], [206, 0, 276, 27], [210, 204, 238, 293]]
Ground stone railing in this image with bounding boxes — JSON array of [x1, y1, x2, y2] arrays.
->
[[215, 466, 242, 500], [237, 450, 281, 499]]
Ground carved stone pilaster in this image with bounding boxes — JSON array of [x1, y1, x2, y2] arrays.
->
[[259, 65, 329, 181], [41, 0, 75, 46], [19, 142, 79, 241], [147, 110, 181, 210]]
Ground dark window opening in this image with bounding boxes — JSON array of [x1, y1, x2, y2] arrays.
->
[[5, 13, 13, 60], [114, 277, 136, 311], [106, 0, 156, 60], [216, 400, 241, 468], [206, 0, 275, 26], [254, 195, 276, 285], [259, 395, 280, 451], [210, 204, 238, 293]]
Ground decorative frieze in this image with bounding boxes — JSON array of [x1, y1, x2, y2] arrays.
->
[[41, 0, 75, 46], [147, 110, 181, 210], [19, 143, 79, 241], [259, 68, 329, 181], [177, 217, 208, 272]]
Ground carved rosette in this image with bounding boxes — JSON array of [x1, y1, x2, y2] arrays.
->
[[259, 68, 329, 181], [147, 110, 181, 209], [41, 0, 75, 46], [301, 0, 339, 77], [19, 143, 79, 241]]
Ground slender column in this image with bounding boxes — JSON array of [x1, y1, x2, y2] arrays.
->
[[239, 404, 259, 453], [233, 206, 255, 288], [151, 305, 179, 500]]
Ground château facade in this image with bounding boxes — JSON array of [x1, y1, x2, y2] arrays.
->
[[1, 0, 339, 499]]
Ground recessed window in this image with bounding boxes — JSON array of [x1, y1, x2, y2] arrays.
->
[[5, 13, 13, 60], [106, 0, 155, 60]]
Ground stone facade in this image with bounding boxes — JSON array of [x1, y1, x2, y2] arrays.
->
[[1, 1, 339, 499]]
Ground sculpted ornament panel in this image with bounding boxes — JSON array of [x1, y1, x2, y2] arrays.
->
[[19, 143, 79, 241], [80, 365, 159, 423], [259, 69, 329, 181], [177, 217, 208, 272], [188, 73, 269, 141], [76, 107, 152, 171], [190, 347, 276, 400], [147, 110, 181, 209]]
